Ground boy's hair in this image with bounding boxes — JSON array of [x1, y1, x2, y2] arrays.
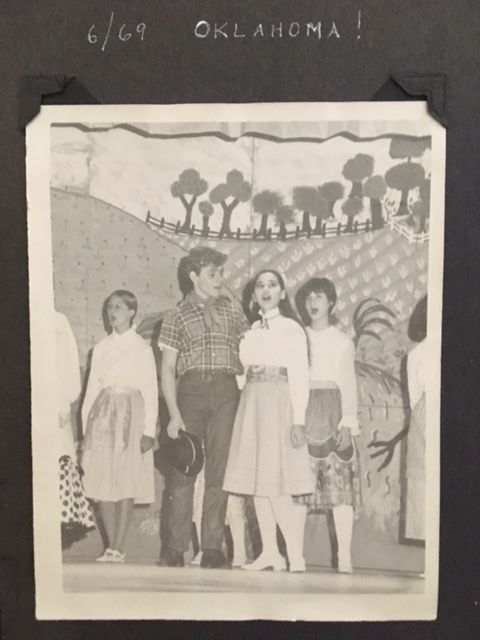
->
[[177, 247, 227, 296], [108, 289, 138, 317]]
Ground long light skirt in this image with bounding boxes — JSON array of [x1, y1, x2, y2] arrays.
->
[[223, 380, 314, 497], [81, 387, 154, 504]]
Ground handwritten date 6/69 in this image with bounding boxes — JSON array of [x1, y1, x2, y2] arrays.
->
[[88, 12, 146, 51]]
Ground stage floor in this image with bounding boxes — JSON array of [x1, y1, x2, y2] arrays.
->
[[63, 560, 424, 594]]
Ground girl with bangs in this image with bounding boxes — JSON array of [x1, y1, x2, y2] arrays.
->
[[294, 277, 361, 574]]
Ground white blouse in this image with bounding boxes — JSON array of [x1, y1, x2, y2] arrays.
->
[[239, 310, 309, 424], [307, 325, 360, 435], [81, 326, 158, 438], [407, 339, 427, 409]]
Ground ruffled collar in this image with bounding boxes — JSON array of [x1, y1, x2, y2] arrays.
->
[[260, 308, 281, 321]]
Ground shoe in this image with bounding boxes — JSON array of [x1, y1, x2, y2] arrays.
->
[[338, 554, 353, 574], [109, 549, 126, 564], [96, 548, 114, 562], [242, 554, 286, 572], [200, 549, 228, 569], [231, 554, 247, 568], [164, 549, 185, 567], [288, 558, 306, 573]]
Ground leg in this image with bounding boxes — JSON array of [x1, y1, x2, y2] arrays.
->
[[112, 498, 134, 553], [242, 496, 285, 571], [168, 376, 209, 556], [202, 376, 239, 553], [333, 504, 354, 573], [271, 495, 306, 572], [98, 501, 116, 549]]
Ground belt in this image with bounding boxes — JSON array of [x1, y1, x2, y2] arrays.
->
[[180, 369, 236, 381], [246, 365, 288, 383]]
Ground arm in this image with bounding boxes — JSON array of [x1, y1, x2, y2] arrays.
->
[[407, 348, 421, 409], [160, 347, 185, 438], [286, 324, 310, 426], [337, 340, 360, 436], [139, 346, 159, 439], [81, 347, 100, 435]]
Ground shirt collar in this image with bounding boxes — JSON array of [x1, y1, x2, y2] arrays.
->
[[111, 324, 137, 340]]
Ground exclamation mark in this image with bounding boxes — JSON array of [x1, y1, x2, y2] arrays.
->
[[357, 9, 362, 39]]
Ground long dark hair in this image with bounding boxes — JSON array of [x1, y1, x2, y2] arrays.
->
[[248, 269, 303, 326]]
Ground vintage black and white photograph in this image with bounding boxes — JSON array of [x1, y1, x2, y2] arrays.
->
[[27, 102, 445, 620]]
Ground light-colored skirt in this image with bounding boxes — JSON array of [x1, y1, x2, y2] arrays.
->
[[405, 393, 426, 540], [81, 386, 154, 504], [223, 367, 314, 497], [295, 387, 362, 511]]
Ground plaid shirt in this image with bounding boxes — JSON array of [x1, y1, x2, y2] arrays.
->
[[158, 297, 249, 376]]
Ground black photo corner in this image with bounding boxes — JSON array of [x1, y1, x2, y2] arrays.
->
[[1, 1, 479, 639]]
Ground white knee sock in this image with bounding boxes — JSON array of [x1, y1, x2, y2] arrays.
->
[[333, 504, 354, 572], [253, 496, 280, 559], [271, 495, 305, 566]]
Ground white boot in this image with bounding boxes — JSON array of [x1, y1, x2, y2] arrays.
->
[[271, 495, 306, 573], [243, 497, 285, 571], [226, 496, 247, 567], [333, 504, 354, 574]]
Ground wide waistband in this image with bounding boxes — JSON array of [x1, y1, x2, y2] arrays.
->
[[309, 380, 339, 390], [246, 365, 288, 383]]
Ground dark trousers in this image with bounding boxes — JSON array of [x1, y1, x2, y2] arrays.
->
[[167, 372, 239, 553]]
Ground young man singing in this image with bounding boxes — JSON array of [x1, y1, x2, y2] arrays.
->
[[158, 247, 248, 568]]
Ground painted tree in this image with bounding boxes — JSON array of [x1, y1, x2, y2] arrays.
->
[[386, 137, 429, 217], [292, 186, 319, 234], [352, 298, 396, 347], [209, 169, 252, 237], [342, 196, 364, 233], [389, 137, 430, 162], [198, 200, 214, 237], [342, 153, 374, 197], [310, 193, 330, 235], [364, 175, 387, 229], [252, 190, 283, 238], [409, 178, 430, 233], [170, 169, 208, 231], [274, 204, 295, 239], [385, 162, 425, 217], [319, 181, 344, 219]]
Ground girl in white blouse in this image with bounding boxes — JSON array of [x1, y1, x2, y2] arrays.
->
[[81, 290, 158, 563], [223, 270, 314, 572], [294, 278, 362, 574]]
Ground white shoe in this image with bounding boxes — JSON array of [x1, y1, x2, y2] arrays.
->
[[288, 558, 306, 573], [109, 549, 126, 564], [96, 548, 114, 562], [338, 555, 353, 574], [232, 554, 247, 568], [242, 554, 286, 572]]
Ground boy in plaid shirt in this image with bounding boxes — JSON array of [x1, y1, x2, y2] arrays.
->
[[158, 247, 248, 568]]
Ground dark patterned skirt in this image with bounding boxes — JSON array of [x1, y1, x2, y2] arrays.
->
[[294, 387, 362, 512], [59, 455, 95, 528]]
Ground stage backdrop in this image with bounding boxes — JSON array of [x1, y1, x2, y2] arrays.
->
[[52, 121, 429, 571]]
